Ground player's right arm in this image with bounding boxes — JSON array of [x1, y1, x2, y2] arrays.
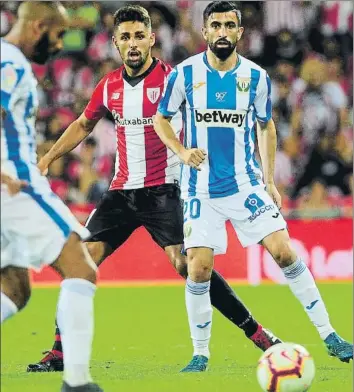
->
[[38, 77, 108, 175], [154, 68, 206, 170]]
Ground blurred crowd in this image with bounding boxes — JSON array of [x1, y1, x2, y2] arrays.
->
[[1, 1, 353, 219]]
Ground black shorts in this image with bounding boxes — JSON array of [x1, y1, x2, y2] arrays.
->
[[85, 184, 184, 250]]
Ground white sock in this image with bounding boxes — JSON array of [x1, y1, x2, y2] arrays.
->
[[185, 277, 213, 358], [57, 279, 96, 387], [282, 258, 335, 340], [1, 292, 18, 323]]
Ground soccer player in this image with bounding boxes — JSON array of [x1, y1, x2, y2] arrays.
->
[[154, 1, 353, 372], [27, 5, 281, 373], [1, 2, 102, 391]]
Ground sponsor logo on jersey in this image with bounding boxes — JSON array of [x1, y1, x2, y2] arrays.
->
[[244, 193, 275, 223], [111, 109, 153, 127], [215, 92, 227, 102], [195, 109, 246, 128], [193, 82, 206, 90]]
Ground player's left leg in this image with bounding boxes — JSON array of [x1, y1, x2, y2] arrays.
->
[[262, 229, 353, 363]]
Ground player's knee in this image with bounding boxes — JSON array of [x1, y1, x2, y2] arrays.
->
[[187, 257, 212, 282], [271, 241, 295, 268]]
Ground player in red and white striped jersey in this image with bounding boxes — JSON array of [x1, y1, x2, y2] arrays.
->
[[28, 4, 281, 373]]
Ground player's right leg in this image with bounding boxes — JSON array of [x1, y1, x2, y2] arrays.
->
[[179, 197, 226, 373], [27, 190, 139, 373]]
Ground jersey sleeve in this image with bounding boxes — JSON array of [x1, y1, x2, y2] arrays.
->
[[84, 76, 107, 120], [1, 62, 25, 112], [253, 71, 272, 123], [158, 67, 185, 117]]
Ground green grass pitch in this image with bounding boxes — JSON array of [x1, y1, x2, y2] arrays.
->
[[1, 283, 352, 391]]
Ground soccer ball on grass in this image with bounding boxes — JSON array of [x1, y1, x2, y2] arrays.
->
[[256, 343, 315, 392]]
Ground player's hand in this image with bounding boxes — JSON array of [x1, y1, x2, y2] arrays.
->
[[179, 148, 206, 171], [38, 156, 50, 176], [266, 182, 282, 210], [6, 177, 28, 196]]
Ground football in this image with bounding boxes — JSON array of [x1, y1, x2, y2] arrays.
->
[[256, 343, 316, 392]]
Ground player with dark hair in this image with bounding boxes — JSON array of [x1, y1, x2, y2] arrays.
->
[[155, 0, 353, 372], [27, 4, 281, 373]]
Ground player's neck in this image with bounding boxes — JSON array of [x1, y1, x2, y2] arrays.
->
[[206, 49, 239, 72], [4, 26, 33, 60], [124, 55, 154, 78]]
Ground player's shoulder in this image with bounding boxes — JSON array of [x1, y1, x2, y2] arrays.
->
[[102, 64, 125, 83], [238, 55, 268, 77], [175, 52, 205, 72], [1, 39, 31, 72]]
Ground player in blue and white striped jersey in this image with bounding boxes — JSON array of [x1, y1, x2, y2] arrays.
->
[[154, 1, 352, 372], [1, 2, 102, 391]]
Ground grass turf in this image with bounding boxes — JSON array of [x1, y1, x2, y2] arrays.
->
[[1, 283, 352, 391]]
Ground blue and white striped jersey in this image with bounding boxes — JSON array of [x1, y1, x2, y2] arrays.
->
[[1, 39, 39, 182], [158, 52, 272, 199]]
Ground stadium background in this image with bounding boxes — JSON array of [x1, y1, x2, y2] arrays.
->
[[1, 0, 352, 284]]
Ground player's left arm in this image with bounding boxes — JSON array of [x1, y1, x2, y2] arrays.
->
[[254, 71, 281, 209]]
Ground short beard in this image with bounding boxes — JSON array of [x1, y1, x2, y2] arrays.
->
[[125, 50, 149, 72], [209, 40, 237, 61]]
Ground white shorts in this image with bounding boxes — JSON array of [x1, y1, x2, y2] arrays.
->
[[183, 186, 287, 255], [1, 175, 90, 271]]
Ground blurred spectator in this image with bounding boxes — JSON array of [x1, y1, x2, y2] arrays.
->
[[62, 1, 100, 53], [291, 133, 353, 199], [87, 9, 121, 63]]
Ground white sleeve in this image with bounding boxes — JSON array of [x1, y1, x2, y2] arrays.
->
[[158, 67, 186, 117], [254, 71, 272, 123]]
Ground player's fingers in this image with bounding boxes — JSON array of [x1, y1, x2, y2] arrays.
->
[[190, 156, 203, 166], [189, 159, 201, 171], [195, 150, 206, 161]]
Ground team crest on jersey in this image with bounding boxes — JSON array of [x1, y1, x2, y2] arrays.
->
[[237, 77, 251, 93], [147, 87, 160, 104]]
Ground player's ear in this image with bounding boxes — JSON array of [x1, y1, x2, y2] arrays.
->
[[237, 26, 244, 41], [112, 35, 118, 50], [32, 19, 47, 39], [201, 26, 208, 42], [150, 32, 156, 48]]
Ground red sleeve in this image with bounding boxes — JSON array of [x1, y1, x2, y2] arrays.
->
[[84, 76, 107, 120]]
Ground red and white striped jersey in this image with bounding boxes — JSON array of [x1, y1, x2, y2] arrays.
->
[[84, 59, 182, 190]]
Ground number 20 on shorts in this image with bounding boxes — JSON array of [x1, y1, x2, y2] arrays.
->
[[183, 198, 201, 222]]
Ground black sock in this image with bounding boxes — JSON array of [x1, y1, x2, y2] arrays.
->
[[210, 270, 259, 337], [51, 321, 62, 352]]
